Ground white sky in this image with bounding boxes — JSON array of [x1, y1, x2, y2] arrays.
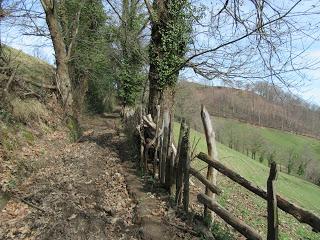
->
[[2, 0, 320, 105]]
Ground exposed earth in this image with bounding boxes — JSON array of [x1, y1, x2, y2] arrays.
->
[[0, 115, 201, 240]]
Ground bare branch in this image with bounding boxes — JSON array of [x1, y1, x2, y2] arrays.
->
[[143, 0, 155, 22], [105, 0, 125, 23], [172, 0, 303, 77]]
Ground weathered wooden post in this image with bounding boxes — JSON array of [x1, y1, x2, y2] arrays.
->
[[165, 113, 173, 190], [201, 105, 219, 223], [182, 124, 190, 212], [153, 105, 161, 178], [138, 106, 145, 171], [267, 162, 279, 240], [169, 150, 176, 196], [175, 119, 187, 205], [160, 110, 170, 184], [158, 122, 164, 180]]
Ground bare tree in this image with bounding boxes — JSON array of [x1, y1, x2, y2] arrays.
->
[[182, 0, 320, 89], [2, 0, 82, 116], [40, 0, 82, 116]]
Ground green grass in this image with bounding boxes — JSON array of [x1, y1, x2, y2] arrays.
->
[[214, 116, 320, 163], [174, 122, 320, 212], [173, 122, 320, 239], [2, 45, 54, 84]]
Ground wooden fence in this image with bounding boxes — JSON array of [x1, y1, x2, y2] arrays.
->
[[137, 104, 320, 239]]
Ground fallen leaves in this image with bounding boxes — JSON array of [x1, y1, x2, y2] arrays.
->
[[0, 118, 139, 240]]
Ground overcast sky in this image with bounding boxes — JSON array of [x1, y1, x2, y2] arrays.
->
[[2, 0, 320, 105]]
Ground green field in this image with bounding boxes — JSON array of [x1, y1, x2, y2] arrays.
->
[[173, 122, 320, 239], [215, 116, 320, 161]]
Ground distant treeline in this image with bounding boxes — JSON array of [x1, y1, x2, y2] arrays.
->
[[175, 81, 320, 185], [176, 81, 320, 138]]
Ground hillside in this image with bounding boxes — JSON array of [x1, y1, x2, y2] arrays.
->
[[213, 117, 320, 184], [173, 123, 320, 239], [176, 81, 320, 138], [1, 45, 54, 85], [0, 46, 63, 206], [175, 80, 320, 185]]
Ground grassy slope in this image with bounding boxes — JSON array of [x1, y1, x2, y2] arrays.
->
[[173, 122, 320, 239], [2, 45, 54, 84], [215, 116, 320, 162]]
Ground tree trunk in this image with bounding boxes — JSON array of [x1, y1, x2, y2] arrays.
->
[[147, 67, 161, 118], [147, 15, 161, 118], [41, 0, 74, 115]]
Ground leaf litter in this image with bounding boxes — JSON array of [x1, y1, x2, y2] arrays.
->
[[0, 116, 138, 240]]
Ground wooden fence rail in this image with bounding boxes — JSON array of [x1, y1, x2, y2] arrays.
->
[[136, 104, 320, 240], [197, 152, 320, 232], [189, 167, 222, 195], [198, 193, 263, 240]]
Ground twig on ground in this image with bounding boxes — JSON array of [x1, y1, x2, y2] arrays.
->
[[17, 197, 46, 213]]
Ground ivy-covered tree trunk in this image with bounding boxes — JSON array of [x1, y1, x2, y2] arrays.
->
[[147, 0, 164, 118], [147, 0, 191, 119], [117, 0, 147, 110], [147, 30, 161, 117]]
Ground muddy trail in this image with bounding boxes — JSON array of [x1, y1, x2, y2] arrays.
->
[[0, 115, 200, 240]]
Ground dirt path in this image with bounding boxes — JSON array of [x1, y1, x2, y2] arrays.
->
[[0, 115, 201, 240], [1, 115, 137, 239]]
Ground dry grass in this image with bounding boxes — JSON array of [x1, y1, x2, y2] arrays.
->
[[10, 98, 50, 123], [2, 45, 54, 85]]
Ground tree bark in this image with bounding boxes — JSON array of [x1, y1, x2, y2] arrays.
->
[[41, 0, 74, 115], [147, 11, 161, 118], [147, 1, 177, 119], [147, 63, 161, 118]]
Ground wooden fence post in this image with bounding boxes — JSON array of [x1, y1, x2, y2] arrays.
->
[[153, 105, 161, 178], [160, 110, 170, 184], [165, 113, 173, 191], [169, 149, 176, 196], [182, 124, 190, 212], [267, 162, 279, 240], [138, 106, 145, 171], [175, 119, 186, 205], [197, 152, 320, 232], [158, 121, 164, 181], [201, 105, 218, 223]]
